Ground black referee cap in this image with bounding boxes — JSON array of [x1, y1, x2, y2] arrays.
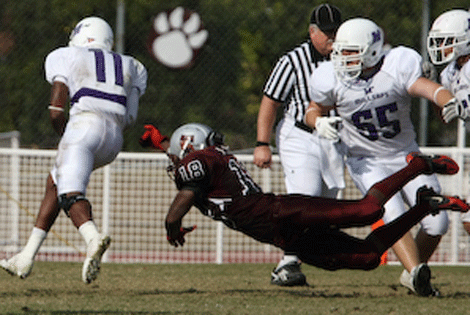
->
[[310, 4, 342, 32]]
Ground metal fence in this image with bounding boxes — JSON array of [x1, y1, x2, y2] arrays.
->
[[1, 146, 470, 265]]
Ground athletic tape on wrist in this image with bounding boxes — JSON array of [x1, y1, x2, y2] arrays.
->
[[433, 86, 445, 104], [48, 105, 64, 112]]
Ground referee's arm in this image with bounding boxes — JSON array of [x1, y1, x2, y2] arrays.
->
[[253, 95, 282, 168]]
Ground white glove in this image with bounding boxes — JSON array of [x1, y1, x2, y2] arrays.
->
[[442, 98, 468, 123], [315, 116, 342, 141]]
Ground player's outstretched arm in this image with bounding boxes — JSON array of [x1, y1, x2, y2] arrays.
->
[[139, 124, 170, 151], [408, 77, 466, 122], [165, 189, 196, 247]]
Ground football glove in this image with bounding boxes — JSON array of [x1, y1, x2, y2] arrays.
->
[[442, 98, 468, 123], [139, 124, 169, 150], [167, 225, 197, 247], [315, 116, 342, 141]]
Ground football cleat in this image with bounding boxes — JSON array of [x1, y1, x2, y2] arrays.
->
[[406, 152, 459, 175], [412, 264, 438, 297], [416, 186, 470, 215], [82, 234, 111, 284], [271, 261, 307, 287], [0, 253, 34, 279], [400, 264, 439, 297]]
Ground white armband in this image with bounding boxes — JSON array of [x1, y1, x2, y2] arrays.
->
[[433, 86, 445, 104], [48, 105, 64, 112]]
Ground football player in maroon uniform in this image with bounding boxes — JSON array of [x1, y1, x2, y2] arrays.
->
[[140, 123, 468, 293]]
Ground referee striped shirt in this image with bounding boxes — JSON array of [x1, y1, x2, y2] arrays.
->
[[263, 41, 328, 123]]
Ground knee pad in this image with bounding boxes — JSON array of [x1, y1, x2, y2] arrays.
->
[[58, 193, 88, 217]]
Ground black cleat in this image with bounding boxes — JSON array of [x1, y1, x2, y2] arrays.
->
[[271, 262, 307, 287], [416, 186, 470, 215]]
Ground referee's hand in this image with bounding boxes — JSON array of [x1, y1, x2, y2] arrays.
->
[[253, 146, 272, 168]]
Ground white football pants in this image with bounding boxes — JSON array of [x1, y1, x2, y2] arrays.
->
[[276, 116, 344, 198], [51, 112, 123, 196]]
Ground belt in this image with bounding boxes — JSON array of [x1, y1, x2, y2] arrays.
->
[[294, 121, 313, 133]]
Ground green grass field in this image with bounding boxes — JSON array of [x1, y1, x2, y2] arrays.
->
[[1, 262, 470, 314]]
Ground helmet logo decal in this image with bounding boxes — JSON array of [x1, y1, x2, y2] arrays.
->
[[372, 30, 381, 44], [364, 86, 374, 95], [180, 135, 195, 153], [180, 135, 194, 146], [71, 23, 83, 38]]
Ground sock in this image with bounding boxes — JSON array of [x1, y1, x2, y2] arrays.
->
[[78, 220, 100, 246], [22, 227, 47, 260]]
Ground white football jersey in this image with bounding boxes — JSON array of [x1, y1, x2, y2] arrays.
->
[[45, 46, 147, 129], [440, 61, 470, 224], [309, 46, 422, 157]]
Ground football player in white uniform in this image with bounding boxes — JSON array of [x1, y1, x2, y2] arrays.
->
[[305, 18, 459, 296], [254, 3, 344, 287], [427, 9, 470, 235], [0, 17, 147, 283]]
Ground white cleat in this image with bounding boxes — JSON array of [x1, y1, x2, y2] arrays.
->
[[0, 253, 34, 279], [82, 235, 111, 284], [400, 264, 439, 297], [400, 268, 414, 292]]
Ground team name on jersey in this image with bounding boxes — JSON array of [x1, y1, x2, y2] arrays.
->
[[354, 91, 390, 105]]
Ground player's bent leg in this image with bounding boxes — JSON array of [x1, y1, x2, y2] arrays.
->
[[367, 154, 459, 208], [292, 228, 381, 271], [280, 194, 384, 229]]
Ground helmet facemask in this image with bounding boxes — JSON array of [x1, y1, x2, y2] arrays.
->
[[332, 44, 366, 81], [428, 32, 470, 65], [427, 10, 470, 65], [331, 18, 384, 83]]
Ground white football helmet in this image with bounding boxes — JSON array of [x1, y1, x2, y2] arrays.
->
[[69, 17, 114, 51], [168, 123, 223, 159], [427, 10, 470, 65], [331, 18, 384, 81]]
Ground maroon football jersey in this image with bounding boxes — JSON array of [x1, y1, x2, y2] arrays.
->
[[173, 147, 287, 243]]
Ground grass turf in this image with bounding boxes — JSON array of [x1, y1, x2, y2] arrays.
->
[[1, 262, 470, 314]]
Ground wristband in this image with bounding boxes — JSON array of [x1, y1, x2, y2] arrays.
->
[[256, 141, 269, 147], [433, 86, 445, 104], [48, 105, 64, 112]]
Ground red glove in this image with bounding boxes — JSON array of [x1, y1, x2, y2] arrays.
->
[[167, 225, 197, 247], [139, 124, 169, 150]]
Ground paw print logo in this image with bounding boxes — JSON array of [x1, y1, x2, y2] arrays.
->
[[148, 7, 208, 69]]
